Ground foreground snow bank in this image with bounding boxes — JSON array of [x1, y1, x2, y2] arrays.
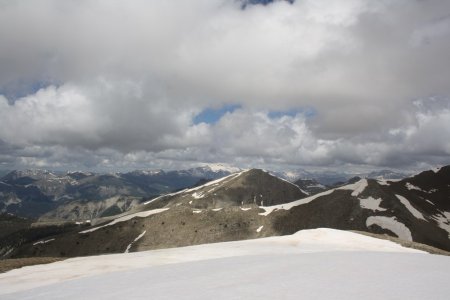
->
[[1, 229, 449, 300]]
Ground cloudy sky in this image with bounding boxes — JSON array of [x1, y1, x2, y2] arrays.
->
[[0, 0, 449, 172]]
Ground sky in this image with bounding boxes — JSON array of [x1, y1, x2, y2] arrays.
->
[[0, 0, 449, 173]]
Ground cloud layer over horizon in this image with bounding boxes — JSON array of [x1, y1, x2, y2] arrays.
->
[[0, 0, 449, 172]]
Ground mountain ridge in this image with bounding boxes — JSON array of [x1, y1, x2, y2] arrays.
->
[[1, 165, 448, 259]]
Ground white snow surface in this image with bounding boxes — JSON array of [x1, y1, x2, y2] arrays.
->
[[338, 179, 368, 196], [366, 216, 413, 241], [2, 228, 447, 300], [79, 208, 169, 233], [125, 231, 146, 253], [431, 211, 450, 238], [358, 197, 386, 212], [405, 182, 425, 192], [191, 191, 205, 199], [259, 189, 334, 216], [32, 238, 55, 246], [256, 225, 264, 233], [425, 199, 435, 205], [395, 194, 426, 220]]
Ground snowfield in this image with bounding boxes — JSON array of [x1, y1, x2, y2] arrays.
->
[[1, 228, 450, 300]]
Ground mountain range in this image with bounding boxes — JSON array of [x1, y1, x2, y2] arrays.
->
[[273, 168, 409, 185], [0, 165, 409, 221], [1, 165, 449, 259], [0, 166, 236, 220]]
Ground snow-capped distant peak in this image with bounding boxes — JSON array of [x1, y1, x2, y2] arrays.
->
[[128, 169, 164, 176], [198, 163, 241, 173], [67, 171, 94, 176], [269, 170, 308, 182]]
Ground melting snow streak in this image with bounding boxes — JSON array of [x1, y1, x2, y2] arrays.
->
[[125, 231, 146, 253]]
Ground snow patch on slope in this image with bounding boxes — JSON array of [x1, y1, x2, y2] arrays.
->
[[191, 192, 204, 199], [80, 208, 169, 233], [366, 216, 413, 241], [425, 199, 435, 205], [338, 179, 368, 196], [405, 182, 425, 192], [125, 231, 146, 253], [430, 211, 450, 239], [32, 238, 55, 246], [259, 189, 334, 216], [395, 194, 426, 220], [358, 197, 386, 212]]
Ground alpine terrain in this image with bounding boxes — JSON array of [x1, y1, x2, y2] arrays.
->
[[0, 165, 239, 220], [1, 166, 449, 259]]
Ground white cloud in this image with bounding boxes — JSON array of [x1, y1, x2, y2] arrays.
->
[[0, 0, 449, 171]]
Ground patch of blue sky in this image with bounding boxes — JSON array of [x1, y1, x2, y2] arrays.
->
[[268, 107, 317, 119], [193, 104, 242, 125], [0, 80, 57, 104]]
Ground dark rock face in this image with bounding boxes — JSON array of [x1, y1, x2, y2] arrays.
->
[[396, 166, 450, 211], [0, 221, 80, 258], [0, 214, 32, 239], [271, 178, 450, 251]]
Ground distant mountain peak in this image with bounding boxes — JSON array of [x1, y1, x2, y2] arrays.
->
[[144, 168, 307, 209], [195, 163, 241, 173]]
